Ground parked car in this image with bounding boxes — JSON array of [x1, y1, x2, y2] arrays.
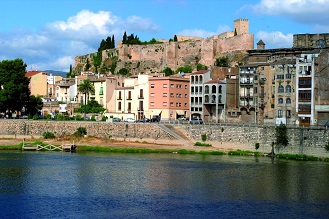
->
[[150, 115, 161, 123], [137, 118, 150, 123], [124, 118, 136, 123], [112, 117, 121, 122], [190, 118, 203, 124]]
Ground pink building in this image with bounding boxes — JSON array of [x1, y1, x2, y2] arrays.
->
[[149, 75, 190, 120]]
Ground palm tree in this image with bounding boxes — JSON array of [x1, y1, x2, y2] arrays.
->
[[77, 79, 95, 119]]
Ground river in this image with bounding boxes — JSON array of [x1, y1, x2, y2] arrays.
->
[[0, 151, 329, 218]]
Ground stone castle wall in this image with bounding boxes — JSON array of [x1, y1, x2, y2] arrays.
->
[[74, 34, 254, 74]]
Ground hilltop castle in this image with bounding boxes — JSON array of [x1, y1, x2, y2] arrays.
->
[[74, 19, 254, 74]]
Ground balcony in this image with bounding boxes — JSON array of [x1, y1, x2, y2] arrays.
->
[[126, 97, 132, 100]]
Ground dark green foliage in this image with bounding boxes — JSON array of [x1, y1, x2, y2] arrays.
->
[[174, 35, 178, 42], [201, 134, 207, 142], [255, 142, 260, 150], [110, 61, 117, 74], [276, 153, 320, 161], [175, 66, 193, 73], [27, 95, 43, 117], [93, 52, 102, 70], [98, 35, 115, 51], [74, 127, 87, 137], [117, 68, 131, 76], [234, 28, 237, 36], [325, 142, 329, 151], [66, 64, 75, 78], [101, 116, 108, 121], [214, 56, 229, 67], [197, 63, 208, 71], [194, 142, 212, 147], [56, 113, 66, 121], [0, 59, 30, 116], [84, 58, 91, 71], [228, 149, 261, 156], [77, 79, 95, 118], [91, 115, 96, 121], [43, 132, 55, 139], [44, 114, 52, 120], [275, 123, 289, 148], [162, 67, 174, 76], [76, 99, 105, 114]]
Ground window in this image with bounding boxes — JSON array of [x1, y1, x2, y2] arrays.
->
[[185, 85, 188, 89], [184, 103, 187, 107], [205, 85, 209, 94], [286, 85, 291, 93], [163, 102, 167, 106], [151, 93, 155, 97], [298, 90, 311, 101], [170, 102, 174, 106], [170, 93, 174, 97], [163, 84, 167, 88], [278, 98, 283, 104], [151, 84, 155, 88], [99, 87, 104, 95], [118, 91, 122, 100], [286, 110, 291, 118], [278, 110, 283, 118], [278, 85, 284, 93], [276, 75, 284, 80], [185, 94, 187, 98], [163, 93, 167, 97], [170, 84, 174, 88], [150, 102, 154, 106], [286, 98, 291, 104], [118, 102, 122, 111]]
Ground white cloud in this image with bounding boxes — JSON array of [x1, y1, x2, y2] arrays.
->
[[252, 0, 329, 25], [0, 10, 160, 72], [256, 31, 293, 48]]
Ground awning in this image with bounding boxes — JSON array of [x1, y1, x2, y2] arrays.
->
[[176, 110, 184, 115], [150, 109, 162, 116]]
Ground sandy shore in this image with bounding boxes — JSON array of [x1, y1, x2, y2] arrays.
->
[[0, 136, 254, 152]]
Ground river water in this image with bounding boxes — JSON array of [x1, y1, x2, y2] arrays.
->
[[0, 151, 329, 219]]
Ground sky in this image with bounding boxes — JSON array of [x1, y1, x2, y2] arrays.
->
[[1, 0, 329, 72]]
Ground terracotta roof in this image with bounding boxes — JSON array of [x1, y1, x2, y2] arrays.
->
[[25, 70, 44, 77], [190, 70, 210, 75]]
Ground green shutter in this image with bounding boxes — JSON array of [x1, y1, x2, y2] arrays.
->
[[99, 87, 103, 95]]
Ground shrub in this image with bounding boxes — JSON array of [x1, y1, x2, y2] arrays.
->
[[74, 127, 87, 137], [325, 142, 329, 151], [43, 132, 55, 139], [33, 114, 38, 120], [255, 143, 260, 150], [75, 115, 83, 121], [56, 113, 65, 121], [102, 116, 108, 121], [91, 115, 96, 121], [194, 142, 212, 147], [201, 134, 207, 142], [44, 114, 52, 120]]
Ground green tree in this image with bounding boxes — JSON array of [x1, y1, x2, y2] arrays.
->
[[214, 56, 229, 67], [0, 59, 30, 117], [111, 34, 115, 48], [117, 68, 130, 76], [123, 31, 127, 44], [27, 95, 43, 117], [175, 66, 193, 73], [275, 123, 289, 149], [162, 67, 174, 76], [234, 28, 237, 36], [197, 63, 208, 71], [174, 35, 178, 42], [76, 99, 105, 114], [84, 58, 91, 71], [93, 51, 102, 72], [78, 79, 95, 119]]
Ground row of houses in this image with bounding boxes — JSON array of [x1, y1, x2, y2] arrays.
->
[[25, 35, 329, 126]]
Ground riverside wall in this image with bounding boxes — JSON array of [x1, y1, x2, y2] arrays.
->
[[1, 120, 329, 158]]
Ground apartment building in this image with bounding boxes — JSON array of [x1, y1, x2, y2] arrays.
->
[[25, 70, 48, 97], [149, 75, 190, 120]]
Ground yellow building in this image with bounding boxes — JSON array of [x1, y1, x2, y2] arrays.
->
[[25, 70, 48, 96]]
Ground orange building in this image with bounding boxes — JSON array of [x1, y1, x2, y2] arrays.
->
[[149, 75, 190, 120], [25, 70, 48, 97]]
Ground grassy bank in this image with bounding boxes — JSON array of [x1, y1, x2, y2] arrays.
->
[[1, 142, 329, 162]]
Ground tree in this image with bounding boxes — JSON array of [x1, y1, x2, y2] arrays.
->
[[26, 95, 43, 117], [77, 79, 95, 119], [234, 28, 237, 36], [162, 67, 174, 76], [76, 99, 105, 114], [174, 35, 178, 42], [84, 58, 91, 71], [214, 56, 229, 67], [175, 66, 193, 74], [275, 123, 289, 150], [123, 31, 127, 44], [117, 68, 130, 76], [0, 59, 30, 117], [111, 34, 115, 48], [197, 63, 208, 71]]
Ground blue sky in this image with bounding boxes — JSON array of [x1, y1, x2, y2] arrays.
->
[[1, 0, 328, 72]]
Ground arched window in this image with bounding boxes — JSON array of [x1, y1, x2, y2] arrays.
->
[[278, 85, 284, 93], [211, 95, 216, 103], [286, 85, 291, 93], [278, 98, 283, 104], [191, 76, 195, 84], [199, 75, 203, 83], [286, 98, 291, 104], [205, 95, 209, 103], [205, 85, 209, 94], [218, 95, 222, 103], [212, 85, 216, 93], [218, 85, 222, 93]]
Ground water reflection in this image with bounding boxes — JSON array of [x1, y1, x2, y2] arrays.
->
[[0, 151, 329, 218]]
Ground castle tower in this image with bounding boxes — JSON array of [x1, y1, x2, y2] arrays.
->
[[234, 19, 249, 35], [257, 39, 265, 50]]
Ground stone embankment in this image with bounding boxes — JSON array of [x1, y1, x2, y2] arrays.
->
[[1, 120, 329, 158]]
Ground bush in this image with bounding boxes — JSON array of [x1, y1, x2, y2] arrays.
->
[[102, 116, 108, 121], [74, 127, 87, 137], [194, 142, 212, 147], [33, 114, 38, 120], [44, 114, 52, 120], [43, 131, 55, 139], [325, 142, 329, 151], [255, 143, 260, 150], [91, 115, 96, 121], [201, 134, 207, 142], [56, 113, 65, 121]]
